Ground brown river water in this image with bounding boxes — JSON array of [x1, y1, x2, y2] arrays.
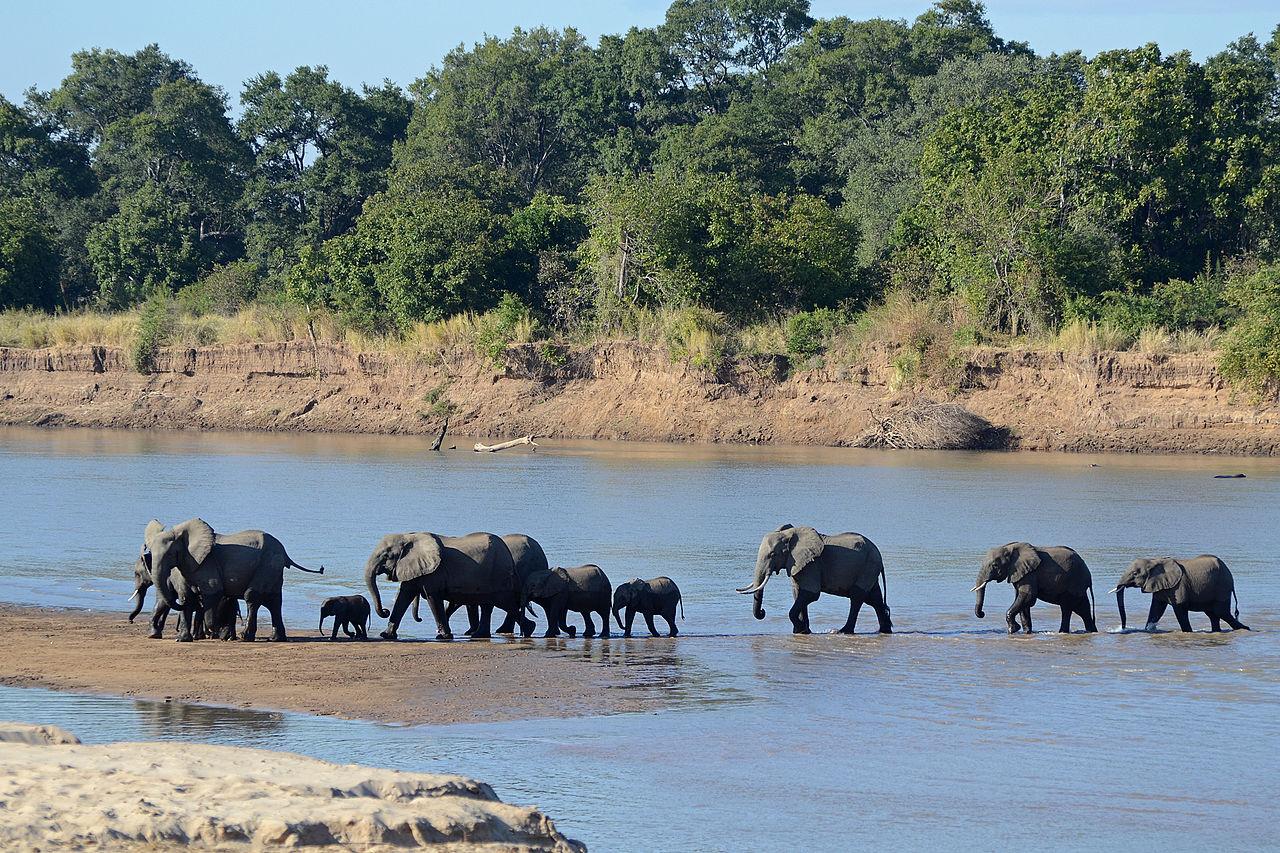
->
[[0, 427, 1277, 850]]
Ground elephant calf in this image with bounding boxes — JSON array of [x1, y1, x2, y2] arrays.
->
[[319, 595, 371, 640], [523, 565, 613, 638], [1112, 556, 1249, 632], [613, 577, 683, 637]]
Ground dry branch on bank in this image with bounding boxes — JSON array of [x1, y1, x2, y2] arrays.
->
[[473, 435, 539, 452], [855, 398, 1008, 450], [430, 418, 448, 451]]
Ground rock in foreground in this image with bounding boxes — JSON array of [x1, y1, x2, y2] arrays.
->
[[0, 723, 583, 851]]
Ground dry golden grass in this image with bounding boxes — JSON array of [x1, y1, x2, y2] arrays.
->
[[1052, 319, 1133, 354]]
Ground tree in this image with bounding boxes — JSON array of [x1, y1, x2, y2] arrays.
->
[[0, 198, 60, 309], [87, 183, 207, 307]]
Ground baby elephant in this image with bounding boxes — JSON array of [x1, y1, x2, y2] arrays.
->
[[523, 565, 613, 638], [613, 577, 683, 637], [319, 595, 371, 640]]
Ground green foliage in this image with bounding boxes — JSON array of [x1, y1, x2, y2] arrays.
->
[[87, 184, 208, 307], [421, 381, 455, 419], [784, 308, 840, 357], [1220, 263, 1280, 392], [474, 292, 539, 365], [131, 288, 174, 373], [0, 198, 61, 310], [1065, 274, 1233, 334], [176, 260, 261, 315]]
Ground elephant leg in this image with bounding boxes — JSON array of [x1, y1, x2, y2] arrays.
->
[[582, 610, 596, 638], [541, 600, 562, 638], [517, 608, 536, 638], [663, 608, 678, 637], [1144, 597, 1168, 631], [623, 606, 636, 638], [471, 604, 494, 639], [559, 605, 577, 637], [464, 604, 479, 637], [494, 606, 517, 635], [1059, 604, 1073, 633], [174, 607, 194, 643], [789, 589, 818, 635], [149, 605, 168, 639], [331, 619, 340, 640], [597, 607, 611, 639], [839, 590, 866, 635], [1172, 605, 1194, 632], [1079, 596, 1097, 633], [1221, 606, 1250, 631], [241, 592, 262, 642], [443, 600, 462, 627], [643, 612, 660, 637], [380, 585, 417, 640], [192, 607, 207, 641], [1020, 600, 1034, 634], [863, 581, 892, 634], [266, 594, 286, 642], [1208, 611, 1222, 632], [1004, 594, 1028, 634]]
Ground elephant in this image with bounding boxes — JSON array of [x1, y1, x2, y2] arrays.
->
[[613, 577, 683, 637], [973, 542, 1097, 634], [523, 565, 613, 638], [438, 533, 543, 637], [128, 552, 212, 640], [737, 525, 891, 635], [1112, 556, 1249, 632], [143, 518, 324, 643], [318, 595, 372, 640], [365, 531, 519, 640]]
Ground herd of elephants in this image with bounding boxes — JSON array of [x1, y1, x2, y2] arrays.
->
[[126, 518, 1252, 643]]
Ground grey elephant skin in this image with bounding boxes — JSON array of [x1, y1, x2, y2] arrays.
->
[[973, 542, 1097, 634], [438, 533, 543, 637], [365, 531, 519, 640], [128, 553, 220, 640], [319, 595, 371, 640], [523, 565, 613, 638], [739, 525, 890, 634], [143, 518, 322, 642], [613, 577, 682, 637], [1113, 556, 1249, 632]]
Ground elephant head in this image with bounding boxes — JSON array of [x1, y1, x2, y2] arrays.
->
[[128, 551, 151, 622], [737, 525, 824, 620], [317, 598, 341, 634], [613, 579, 644, 629], [522, 567, 570, 609], [973, 542, 1038, 619], [143, 518, 215, 611], [1111, 557, 1185, 629], [364, 532, 442, 619]]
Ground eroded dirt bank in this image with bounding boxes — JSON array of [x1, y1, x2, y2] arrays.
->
[[0, 605, 679, 726], [0, 722, 582, 851], [1, 339, 1277, 454]]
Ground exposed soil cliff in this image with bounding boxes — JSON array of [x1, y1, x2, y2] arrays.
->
[[0, 339, 1277, 454]]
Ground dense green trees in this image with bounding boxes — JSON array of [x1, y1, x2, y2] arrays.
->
[[3, 4, 1280, 383]]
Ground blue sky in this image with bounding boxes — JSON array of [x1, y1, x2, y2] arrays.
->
[[3, 1, 1277, 103]]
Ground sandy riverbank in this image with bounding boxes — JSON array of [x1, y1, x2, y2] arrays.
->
[[1, 339, 1278, 454], [0, 722, 582, 851], [0, 605, 680, 726]]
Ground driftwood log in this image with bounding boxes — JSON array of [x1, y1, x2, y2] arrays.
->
[[855, 398, 1007, 450], [430, 418, 449, 451], [473, 436, 539, 452]]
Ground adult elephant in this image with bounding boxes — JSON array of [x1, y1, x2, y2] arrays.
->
[[1112, 555, 1249, 632], [973, 542, 1097, 634], [737, 525, 891, 634], [143, 518, 323, 642], [438, 533, 543, 637], [365, 531, 518, 640], [128, 552, 208, 640]]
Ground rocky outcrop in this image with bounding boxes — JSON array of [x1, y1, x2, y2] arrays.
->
[[0, 723, 582, 851], [0, 340, 1276, 454]]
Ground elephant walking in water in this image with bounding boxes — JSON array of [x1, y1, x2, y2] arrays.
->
[[973, 542, 1097, 634], [738, 525, 890, 634], [1112, 556, 1249, 632], [141, 518, 323, 642], [436, 533, 542, 637], [524, 564, 613, 638]]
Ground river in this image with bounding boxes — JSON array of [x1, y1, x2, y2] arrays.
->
[[1, 426, 1277, 850]]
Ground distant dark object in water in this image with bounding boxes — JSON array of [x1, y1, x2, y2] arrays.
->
[[1213, 473, 1246, 479]]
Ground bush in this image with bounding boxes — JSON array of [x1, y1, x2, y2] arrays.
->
[[1220, 264, 1280, 393], [132, 290, 175, 373], [176, 261, 261, 315], [784, 309, 841, 358], [1065, 273, 1231, 335], [474, 292, 539, 366], [662, 306, 728, 371]]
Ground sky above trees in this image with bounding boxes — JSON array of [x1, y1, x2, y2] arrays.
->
[[5, 1, 1278, 103]]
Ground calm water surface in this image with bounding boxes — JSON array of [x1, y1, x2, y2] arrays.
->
[[1, 427, 1278, 850]]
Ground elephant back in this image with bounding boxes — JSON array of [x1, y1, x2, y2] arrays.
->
[[648, 576, 681, 601], [502, 534, 549, 584], [1180, 555, 1232, 604], [1039, 546, 1091, 596], [814, 533, 880, 597], [440, 532, 517, 597], [565, 564, 611, 595], [215, 530, 286, 595]]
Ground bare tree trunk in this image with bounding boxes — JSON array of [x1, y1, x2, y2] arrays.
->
[[430, 418, 449, 452]]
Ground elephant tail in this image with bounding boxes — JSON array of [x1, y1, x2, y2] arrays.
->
[[679, 594, 684, 621], [1233, 588, 1240, 620], [288, 558, 324, 574], [1088, 582, 1096, 625], [880, 563, 888, 612]]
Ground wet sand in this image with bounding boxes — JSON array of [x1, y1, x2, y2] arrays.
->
[[0, 605, 672, 725]]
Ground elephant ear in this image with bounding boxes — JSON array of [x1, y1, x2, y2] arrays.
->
[[786, 526, 825, 579], [144, 519, 164, 546], [1008, 544, 1039, 584], [1142, 560, 1183, 594], [396, 533, 443, 581], [177, 518, 215, 566]]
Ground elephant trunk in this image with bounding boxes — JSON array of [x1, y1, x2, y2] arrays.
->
[[613, 605, 625, 631], [154, 561, 180, 610], [365, 564, 389, 619], [128, 583, 148, 622], [1116, 587, 1127, 630], [742, 549, 771, 620], [973, 565, 994, 619]]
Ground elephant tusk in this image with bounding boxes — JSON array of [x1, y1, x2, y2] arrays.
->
[[971, 582, 989, 593], [736, 580, 766, 595], [125, 591, 139, 603], [1107, 587, 1120, 594]]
